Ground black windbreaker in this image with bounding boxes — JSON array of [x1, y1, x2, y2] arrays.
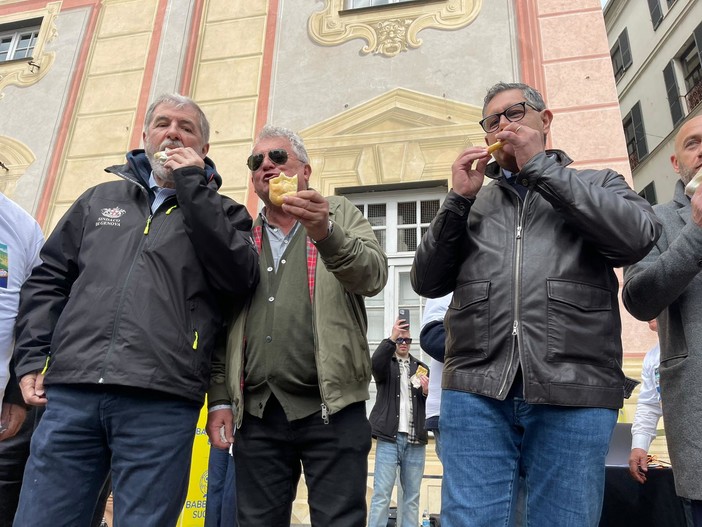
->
[[13, 150, 259, 403]]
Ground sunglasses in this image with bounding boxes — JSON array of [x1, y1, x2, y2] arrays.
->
[[396, 338, 412, 345], [246, 149, 288, 171]]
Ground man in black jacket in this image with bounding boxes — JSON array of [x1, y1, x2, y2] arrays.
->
[[368, 317, 429, 527], [12, 94, 259, 527], [411, 82, 661, 527]]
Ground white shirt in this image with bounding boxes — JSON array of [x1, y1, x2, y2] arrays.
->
[[397, 357, 411, 434], [631, 343, 662, 451], [421, 293, 452, 420], [0, 193, 43, 402]]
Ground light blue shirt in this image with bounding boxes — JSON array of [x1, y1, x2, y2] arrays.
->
[[148, 173, 177, 213], [260, 213, 301, 271]]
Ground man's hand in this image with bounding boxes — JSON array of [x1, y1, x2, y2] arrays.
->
[[391, 318, 409, 342], [495, 122, 546, 172], [19, 371, 47, 406], [206, 408, 234, 450], [691, 183, 702, 228], [451, 147, 491, 199], [162, 146, 206, 171], [419, 375, 429, 396], [282, 190, 331, 242], [628, 447, 649, 484], [0, 403, 27, 441]]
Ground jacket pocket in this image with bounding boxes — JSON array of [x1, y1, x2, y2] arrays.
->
[[546, 279, 616, 368], [445, 280, 490, 360]]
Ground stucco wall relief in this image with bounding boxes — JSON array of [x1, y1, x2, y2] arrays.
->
[[0, 1, 60, 99], [300, 88, 485, 195], [0, 136, 36, 198], [308, 0, 482, 58]]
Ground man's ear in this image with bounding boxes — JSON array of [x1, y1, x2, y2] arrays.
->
[[302, 164, 313, 189], [670, 153, 680, 174], [541, 109, 554, 137]]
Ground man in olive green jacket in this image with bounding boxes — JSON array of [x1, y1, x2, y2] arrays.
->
[[207, 125, 388, 527]]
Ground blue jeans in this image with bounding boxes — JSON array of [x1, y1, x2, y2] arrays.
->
[[440, 389, 617, 527], [14, 384, 201, 527], [204, 446, 236, 527], [368, 434, 426, 527]]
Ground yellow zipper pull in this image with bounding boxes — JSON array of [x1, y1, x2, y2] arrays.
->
[[166, 205, 178, 215], [144, 215, 153, 235], [40, 355, 51, 375], [192, 330, 199, 350]]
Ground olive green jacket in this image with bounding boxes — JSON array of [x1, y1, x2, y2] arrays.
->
[[208, 195, 388, 426]]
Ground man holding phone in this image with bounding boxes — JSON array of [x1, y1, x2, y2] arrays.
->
[[368, 315, 429, 527]]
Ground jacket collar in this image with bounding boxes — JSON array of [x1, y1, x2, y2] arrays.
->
[[485, 149, 573, 179], [671, 179, 692, 225], [106, 149, 221, 190]]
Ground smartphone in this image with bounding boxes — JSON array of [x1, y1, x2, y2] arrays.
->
[[398, 308, 410, 330]]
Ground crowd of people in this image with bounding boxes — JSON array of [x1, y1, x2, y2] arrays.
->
[[1, 81, 700, 527]]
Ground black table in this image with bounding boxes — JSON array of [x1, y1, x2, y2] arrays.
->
[[599, 466, 691, 526]]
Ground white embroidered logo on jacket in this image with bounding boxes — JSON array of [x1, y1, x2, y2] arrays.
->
[[96, 207, 127, 227]]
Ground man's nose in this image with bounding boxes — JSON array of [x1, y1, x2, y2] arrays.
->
[[165, 122, 182, 141]]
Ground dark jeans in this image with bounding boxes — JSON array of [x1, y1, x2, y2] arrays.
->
[[235, 397, 371, 527], [0, 404, 110, 527], [0, 405, 42, 527], [204, 446, 237, 527], [14, 384, 200, 527], [692, 500, 702, 527]]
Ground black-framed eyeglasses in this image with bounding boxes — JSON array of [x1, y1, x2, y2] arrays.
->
[[479, 101, 540, 133], [246, 149, 288, 171], [396, 338, 412, 345]]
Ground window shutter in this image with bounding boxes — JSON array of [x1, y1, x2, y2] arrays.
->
[[620, 29, 632, 70], [631, 102, 648, 160], [664, 61, 684, 126], [647, 0, 663, 29], [694, 21, 702, 66]]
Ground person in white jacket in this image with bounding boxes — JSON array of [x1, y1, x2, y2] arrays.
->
[[628, 319, 662, 484]]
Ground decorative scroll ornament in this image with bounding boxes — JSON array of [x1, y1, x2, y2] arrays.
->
[[309, 0, 482, 58], [0, 1, 61, 99]]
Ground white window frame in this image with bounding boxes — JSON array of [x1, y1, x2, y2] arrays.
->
[[0, 26, 40, 63], [346, 187, 445, 359]]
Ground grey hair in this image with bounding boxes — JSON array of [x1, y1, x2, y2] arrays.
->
[[256, 125, 310, 164], [144, 93, 210, 144], [483, 82, 547, 114]]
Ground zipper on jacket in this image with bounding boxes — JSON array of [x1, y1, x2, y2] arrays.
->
[[97, 172, 155, 384], [309, 261, 332, 425], [498, 191, 530, 397], [192, 330, 199, 350]]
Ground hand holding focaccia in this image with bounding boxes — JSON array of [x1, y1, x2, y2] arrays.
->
[[269, 173, 298, 206]]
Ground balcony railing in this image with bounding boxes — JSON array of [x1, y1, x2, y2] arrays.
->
[[628, 150, 640, 171], [685, 78, 702, 112]]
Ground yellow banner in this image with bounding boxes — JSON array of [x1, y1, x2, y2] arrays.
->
[[177, 405, 210, 526]]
